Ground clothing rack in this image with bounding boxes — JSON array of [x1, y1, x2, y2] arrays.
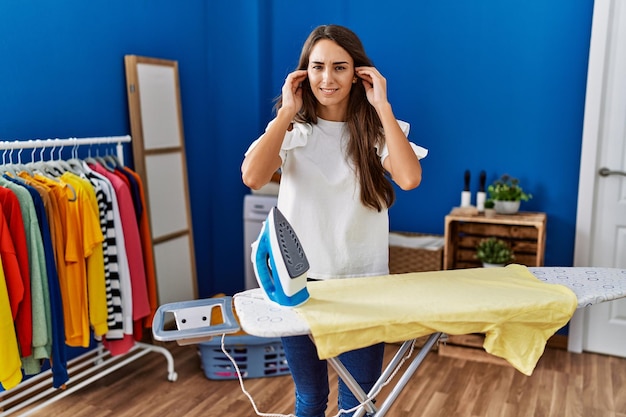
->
[[0, 135, 177, 417], [0, 135, 130, 166]]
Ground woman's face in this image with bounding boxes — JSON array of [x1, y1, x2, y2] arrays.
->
[[307, 39, 355, 121]]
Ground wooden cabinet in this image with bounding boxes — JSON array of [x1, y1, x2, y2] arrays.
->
[[441, 211, 552, 360], [443, 212, 546, 270]]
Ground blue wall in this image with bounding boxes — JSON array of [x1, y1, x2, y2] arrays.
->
[[1, 0, 594, 299]]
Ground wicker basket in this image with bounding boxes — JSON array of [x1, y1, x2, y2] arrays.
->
[[389, 231, 444, 274]]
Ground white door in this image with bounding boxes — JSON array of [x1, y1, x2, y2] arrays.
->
[[571, 0, 626, 357]]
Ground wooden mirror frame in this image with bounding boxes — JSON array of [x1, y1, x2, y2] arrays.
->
[[124, 55, 198, 305]]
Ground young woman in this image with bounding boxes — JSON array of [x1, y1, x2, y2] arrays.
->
[[242, 24, 427, 417]]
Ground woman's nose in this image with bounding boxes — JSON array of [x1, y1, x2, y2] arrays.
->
[[322, 68, 333, 83]]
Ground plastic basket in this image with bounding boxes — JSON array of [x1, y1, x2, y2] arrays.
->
[[199, 335, 290, 380]]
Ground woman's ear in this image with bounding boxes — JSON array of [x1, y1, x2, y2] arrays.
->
[[352, 76, 358, 84]]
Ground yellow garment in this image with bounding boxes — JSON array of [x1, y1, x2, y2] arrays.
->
[[32, 173, 105, 346], [61, 173, 107, 342], [0, 259, 22, 389], [296, 264, 577, 376], [62, 174, 107, 333]]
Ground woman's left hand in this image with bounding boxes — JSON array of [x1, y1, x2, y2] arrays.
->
[[355, 66, 388, 109]]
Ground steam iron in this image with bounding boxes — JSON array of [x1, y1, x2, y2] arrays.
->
[[251, 207, 310, 307]]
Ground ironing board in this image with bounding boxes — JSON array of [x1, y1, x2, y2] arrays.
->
[[152, 266, 626, 417]]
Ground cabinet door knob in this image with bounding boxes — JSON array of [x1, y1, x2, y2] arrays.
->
[[598, 167, 626, 177]]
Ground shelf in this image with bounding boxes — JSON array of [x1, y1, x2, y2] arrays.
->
[[443, 211, 546, 270]]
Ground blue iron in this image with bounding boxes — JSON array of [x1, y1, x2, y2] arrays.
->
[[251, 206, 310, 307]]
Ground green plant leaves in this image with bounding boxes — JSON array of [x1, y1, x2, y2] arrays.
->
[[475, 237, 515, 264], [487, 174, 532, 202]]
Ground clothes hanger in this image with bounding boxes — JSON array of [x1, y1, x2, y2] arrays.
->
[[67, 142, 89, 175], [39, 144, 76, 177], [52, 145, 76, 173], [102, 147, 122, 168], [95, 148, 117, 171], [0, 148, 17, 176], [29, 146, 58, 176], [85, 145, 115, 172], [28, 146, 77, 201], [3, 148, 34, 177], [0, 149, 13, 176], [6, 148, 38, 186]]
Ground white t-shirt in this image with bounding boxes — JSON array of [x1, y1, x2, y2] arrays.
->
[[247, 118, 428, 279]]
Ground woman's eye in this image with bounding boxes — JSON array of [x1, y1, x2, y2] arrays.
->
[[335, 66, 346, 71]]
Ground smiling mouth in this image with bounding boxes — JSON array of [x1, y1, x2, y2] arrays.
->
[[320, 88, 338, 94]]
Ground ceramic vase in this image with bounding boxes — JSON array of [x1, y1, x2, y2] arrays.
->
[[482, 262, 506, 268], [494, 200, 520, 215]]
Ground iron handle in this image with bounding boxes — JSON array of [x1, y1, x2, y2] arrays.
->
[[598, 167, 626, 177]]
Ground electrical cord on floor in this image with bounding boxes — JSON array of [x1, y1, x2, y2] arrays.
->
[[219, 333, 296, 417], [220, 334, 418, 417]]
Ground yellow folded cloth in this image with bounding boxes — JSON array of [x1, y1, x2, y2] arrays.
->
[[296, 264, 577, 375]]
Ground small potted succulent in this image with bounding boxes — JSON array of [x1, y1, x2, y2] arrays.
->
[[483, 199, 496, 218], [487, 174, 532, 214], [475, 237, 515, 267]]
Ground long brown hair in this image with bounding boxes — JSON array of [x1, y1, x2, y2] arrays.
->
[[275, 24, 394, 212]]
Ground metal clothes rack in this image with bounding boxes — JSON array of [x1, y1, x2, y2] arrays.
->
[[0, 135, 130, 165], [0, 135, 177, 417]]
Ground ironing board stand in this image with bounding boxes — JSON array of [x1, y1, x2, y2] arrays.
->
[[152, 296, 442, 417], [152, 267, 626, 417], [327, 332, 442, 417]]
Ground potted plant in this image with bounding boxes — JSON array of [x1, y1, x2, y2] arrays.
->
[[487, 174, 532, 214], [475, 237, 515, 267], [483, 199, 496, 218]]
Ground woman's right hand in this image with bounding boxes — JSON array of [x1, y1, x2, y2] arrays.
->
[[280, 70, 308, 117], [242, 69, 308, 190]]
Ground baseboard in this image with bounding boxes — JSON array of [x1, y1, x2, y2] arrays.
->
[[546, 334, 568, 350], [437, 333, 568, 366]]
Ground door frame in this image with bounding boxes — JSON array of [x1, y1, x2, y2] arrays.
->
[[570, 0, 613, 353]]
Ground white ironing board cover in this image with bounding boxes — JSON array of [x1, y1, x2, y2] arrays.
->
[[233, 266, 626, 339], [528, 267, 626, 307], [234, 289, 309, 337]]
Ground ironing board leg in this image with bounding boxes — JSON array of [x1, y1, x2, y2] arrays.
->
[[327, 356, 378, 415], [373, 333, 441, 416], [325, 333, 441, 417], [351, 339, 417, 417]]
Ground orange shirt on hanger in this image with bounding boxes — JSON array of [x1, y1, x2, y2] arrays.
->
[[62, 172, 107, 339]]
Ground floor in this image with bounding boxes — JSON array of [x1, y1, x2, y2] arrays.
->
[[4, 337, 626, 417]]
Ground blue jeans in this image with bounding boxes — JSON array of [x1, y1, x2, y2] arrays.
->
[[281, 335, 385, 417]]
